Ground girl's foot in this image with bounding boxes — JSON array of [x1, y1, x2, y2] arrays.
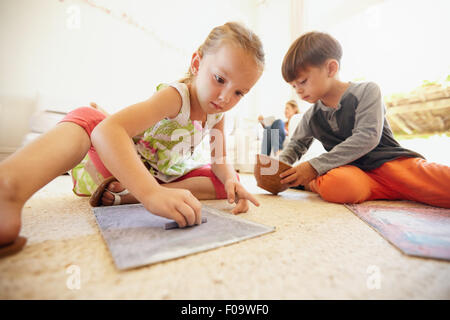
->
[[0, 175, 24, 249], [0, 236, 27, 258], [101, 181, 138, 206], [89, 102, 109, 116]]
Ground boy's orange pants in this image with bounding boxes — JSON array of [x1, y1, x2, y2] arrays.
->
[[309, 157, 450, 208]]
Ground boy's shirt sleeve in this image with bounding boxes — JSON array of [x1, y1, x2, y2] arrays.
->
[[279, 110, 314, 165], [308, 82, 384, 175]]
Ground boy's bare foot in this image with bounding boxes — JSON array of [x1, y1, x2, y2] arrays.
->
[[101, 181, 138, 206]]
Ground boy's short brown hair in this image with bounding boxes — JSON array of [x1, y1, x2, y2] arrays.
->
[[282, 31, 342, 82]]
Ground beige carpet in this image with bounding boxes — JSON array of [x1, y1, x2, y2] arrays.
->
[[0, 174, 449, 299]]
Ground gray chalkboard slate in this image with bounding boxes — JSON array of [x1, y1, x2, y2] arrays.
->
[[93, 204, 275, 270]]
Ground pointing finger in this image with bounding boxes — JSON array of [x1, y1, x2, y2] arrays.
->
[[241, 190, 260, 207]]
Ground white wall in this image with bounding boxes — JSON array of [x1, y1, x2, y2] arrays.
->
[[302, 0, 450, 95], [0, 0, 265, 157], [0, 0, 259, 113], [251, 0, 294, 121], [3, 0, 448, 124]]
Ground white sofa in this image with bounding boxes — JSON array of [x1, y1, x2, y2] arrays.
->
[[0, 95, 38, 161]]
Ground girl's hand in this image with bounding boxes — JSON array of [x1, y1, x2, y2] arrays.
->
[[143, 186, 202, 228], [279, 161, 318, 188], [224, 179, 260, 214]]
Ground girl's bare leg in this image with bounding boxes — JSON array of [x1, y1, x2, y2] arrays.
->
[[0, 122, 91, 245], [101, 177, 216, 205]]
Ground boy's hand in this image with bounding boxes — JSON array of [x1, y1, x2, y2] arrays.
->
[[143, 187, 202, 228], [279, 161, 318, 188], [224, 179, 260, 214]]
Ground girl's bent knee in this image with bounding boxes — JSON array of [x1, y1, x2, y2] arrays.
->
[[59, 106, 107, 137]]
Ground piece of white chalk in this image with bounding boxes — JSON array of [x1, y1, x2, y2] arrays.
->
[[164, 217, 207, 230]]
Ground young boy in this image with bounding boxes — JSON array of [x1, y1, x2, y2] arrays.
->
[[278, 31, 450, 208]]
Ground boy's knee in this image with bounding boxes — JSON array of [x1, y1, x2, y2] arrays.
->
[[313, 166, 371, 204]]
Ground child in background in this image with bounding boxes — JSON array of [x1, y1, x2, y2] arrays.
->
[[278, 31, 450, 208], [0, 22, 263, 254], [258, 100, 300, 156]]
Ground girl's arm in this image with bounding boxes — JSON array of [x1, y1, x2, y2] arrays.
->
[[210, 117, 260, 214], [210, 117, 238, 184], [91, 87, 202, 227]]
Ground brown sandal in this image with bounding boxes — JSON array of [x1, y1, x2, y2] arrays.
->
[[0, 236, 27, 258], [89, 176, 117, 207], [89, 176, 130, 207]]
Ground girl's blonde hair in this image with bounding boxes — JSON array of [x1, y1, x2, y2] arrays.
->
[[180, 22, 265, 84]]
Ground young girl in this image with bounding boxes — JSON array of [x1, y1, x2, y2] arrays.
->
[[0, 22, 264, 254]]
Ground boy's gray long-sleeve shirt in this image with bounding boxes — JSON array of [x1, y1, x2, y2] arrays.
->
[[279, 82, 423, 175]]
